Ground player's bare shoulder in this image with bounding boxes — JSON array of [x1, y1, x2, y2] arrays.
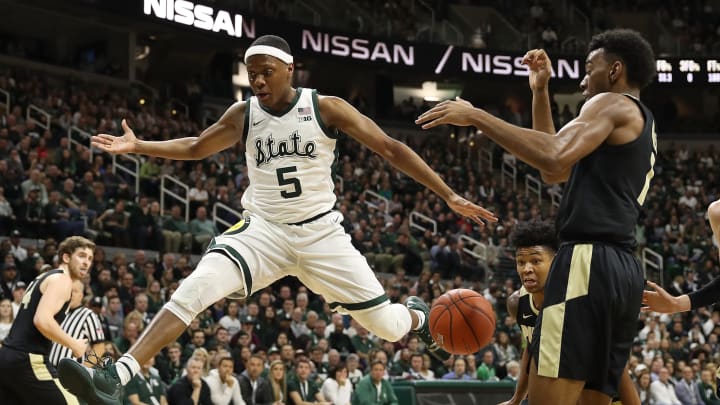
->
[[507, 290, 521, 321], [316, 95, 355, 128], [582, 92, 642, 123]]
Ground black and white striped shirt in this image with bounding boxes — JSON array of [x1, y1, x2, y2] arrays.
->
[[49, 306, 106, 366]]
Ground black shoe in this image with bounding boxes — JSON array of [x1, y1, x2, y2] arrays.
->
[[58, 358, 122, 405], [406, 296, 451, 361]]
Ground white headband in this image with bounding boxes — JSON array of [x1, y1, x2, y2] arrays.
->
[[244, 45, 294, 64]]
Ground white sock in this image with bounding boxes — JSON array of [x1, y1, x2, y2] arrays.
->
[[116, 354, 141, 385], [412, 309, 426, 331]]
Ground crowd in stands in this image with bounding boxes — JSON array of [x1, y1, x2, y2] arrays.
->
[[1, 60, 720, 404]]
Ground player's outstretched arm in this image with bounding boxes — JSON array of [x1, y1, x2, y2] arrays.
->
[[644, 199, 720, 313], [319, 95, 497, 226], [91, 101, 247, 160], [416, 92, 632, 178]]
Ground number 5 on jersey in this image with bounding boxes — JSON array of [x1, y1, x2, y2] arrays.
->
[[277, 166, 303, 198]]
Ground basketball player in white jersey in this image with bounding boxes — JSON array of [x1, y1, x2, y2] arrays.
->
[[57, 35, 497, 405]]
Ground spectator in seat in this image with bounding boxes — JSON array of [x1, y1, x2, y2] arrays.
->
[[650, 367, 681, 405], [239, 354, 274, 405], [123, 357, 168, 405], [96, 199, 131, 247], [441, 356, 474, 380], [268, 359, 287, 404], [352, 360, 398, 405], [0, 186, 15, 233], [139, 156, 161, 196], [163, 205, 193, 253], [321, 363, 352, 405], [167, 356, 213, 405], [288, 359, 330, 405], [204, 355, 244, 405], [476, 349, 498, 381], [189, 206, 218, 252], [674, 366, 702, 405]]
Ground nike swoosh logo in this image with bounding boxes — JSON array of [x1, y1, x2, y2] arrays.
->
[[253, 119, 265, 126], [522, 314, 533, 319]]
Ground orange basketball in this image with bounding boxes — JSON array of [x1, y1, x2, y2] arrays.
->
[[429, 289, 496, 355]]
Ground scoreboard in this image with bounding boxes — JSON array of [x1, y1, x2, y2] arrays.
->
[[656, 58, 720, 84]]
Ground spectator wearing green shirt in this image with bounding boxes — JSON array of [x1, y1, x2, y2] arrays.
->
[[124, 357, 167, 405], [699, 369, 720, 405], [352, 361, 398, 405], [351, 326, 377, 363], [162, 205, 193, 253], [476, 350, 498, 381], [139, 156, 161, 196], [189, 206, 218, 252], [287, 359, 331, 405]]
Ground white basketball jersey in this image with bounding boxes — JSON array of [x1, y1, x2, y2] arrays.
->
[[242, 88, 338, 224]]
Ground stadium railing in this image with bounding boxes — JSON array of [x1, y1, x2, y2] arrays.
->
[[160, 175, 190, 222]]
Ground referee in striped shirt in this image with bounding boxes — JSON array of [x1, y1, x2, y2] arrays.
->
[[50, 280, 107, 367]]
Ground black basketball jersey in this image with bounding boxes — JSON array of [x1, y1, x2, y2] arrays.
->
[[4, 269, 70, 355], [516, 287, 539, 345], [556, 94, 656, 248]]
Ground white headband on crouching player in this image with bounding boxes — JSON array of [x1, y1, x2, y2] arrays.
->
[[244, 45, 293, 64]]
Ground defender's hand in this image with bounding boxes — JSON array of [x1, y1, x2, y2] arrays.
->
[[92, 119, 138, 154]]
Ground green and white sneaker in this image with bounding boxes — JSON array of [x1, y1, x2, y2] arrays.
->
[[58, 357, 122, 405], [406, 296, 451, 361]]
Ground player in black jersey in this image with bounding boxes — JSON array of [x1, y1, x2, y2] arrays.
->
[[499, 220, 640, 405], [500, 220, 558, 405], [0, 236, 94, 404], [418, 28, 657, 405]]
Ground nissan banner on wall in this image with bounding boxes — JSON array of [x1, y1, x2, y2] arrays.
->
[[142, 0, 719, 84]]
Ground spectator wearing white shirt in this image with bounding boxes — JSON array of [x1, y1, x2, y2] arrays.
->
[[678, 189, 698, 210], [218, 301, 242, 337], [9, 230, 27, 262], [321, 364, 352, 405], [204, 356, 245, 405], [651, 367, 682, 405]]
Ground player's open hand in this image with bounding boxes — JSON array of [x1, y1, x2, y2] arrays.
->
[[642, 280, 689, 314], [415, 97, 477, 129], [521, 49, 553, 92], [446, 194, 497, 226], [91, 119, 138, 154]]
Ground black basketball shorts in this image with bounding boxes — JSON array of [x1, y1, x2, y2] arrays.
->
[[529, 242, 644, 397]]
